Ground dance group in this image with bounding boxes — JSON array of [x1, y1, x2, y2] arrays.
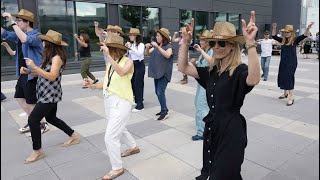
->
[[1, 7, 314, 180]]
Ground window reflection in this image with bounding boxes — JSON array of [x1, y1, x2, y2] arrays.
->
[[142, 7, 159, 43], [180, 9, 192, 28], [195, 11, 208, 44], [215, 12, 227, 22], [76, 2, 106, 61], [119, 5, 141, 42], [38, 0, 75, 60], [228, 14, 240, 34]]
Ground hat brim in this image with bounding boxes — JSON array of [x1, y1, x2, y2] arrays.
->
[[127, 33, 141, 36], [37, 34, 68, 46], [12, 14, 36, 23], [208, 35, 245, 44], [155, 29, 170, 41], [105, 43, 130, 51]]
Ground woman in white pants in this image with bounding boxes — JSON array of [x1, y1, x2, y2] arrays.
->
[[85, 34, 140, 180]]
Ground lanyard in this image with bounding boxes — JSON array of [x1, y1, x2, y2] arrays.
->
[[106, 58, 122, 90]]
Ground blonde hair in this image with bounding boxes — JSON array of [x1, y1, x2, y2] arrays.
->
[[281, 32, 295, 46], [209, 42, 241, 76]]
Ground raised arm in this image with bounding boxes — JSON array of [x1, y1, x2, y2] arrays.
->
[[1, 42, 16, 55], [271, 23, 282, 42], [177, 18, 199, 79], [304, 22, 314, 36], [193, 44, 213, 64], [151, 41, 172, 59], [241, 11, 260, 86], [74, 34, 88, 47], [2, 12, 28, 43]]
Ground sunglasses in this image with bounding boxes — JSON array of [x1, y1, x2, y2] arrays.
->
[[212, 41, 228, 48]]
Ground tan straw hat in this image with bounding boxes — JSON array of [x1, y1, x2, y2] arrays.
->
[[155, 28, 170, 41], [197, 30, 214, 40], [280, 25, 294, 33], [211, 22, 245, 44], [37, 30, 68, 46], [101, 34, 130, 51], [108, 25, 125, 36], [12, 9, 36, 23], [128, 28, 141, 36], [104, 25, 114, 31]]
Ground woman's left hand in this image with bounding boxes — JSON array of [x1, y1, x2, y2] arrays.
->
[[241, 11, 258, 45], [99, 43, 109, 55], [151, 41, 158, 49]]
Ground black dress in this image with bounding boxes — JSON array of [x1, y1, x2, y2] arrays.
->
[[272, 35, 307, 90], [195, 64, 254, 180]]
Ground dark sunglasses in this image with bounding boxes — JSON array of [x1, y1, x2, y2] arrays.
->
[[212, 41, 227, 47]]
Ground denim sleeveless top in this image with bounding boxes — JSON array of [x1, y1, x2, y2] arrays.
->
[[148, 44, 173, 81]]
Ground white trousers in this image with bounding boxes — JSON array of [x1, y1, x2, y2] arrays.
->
[[104, 94, 137, 170]]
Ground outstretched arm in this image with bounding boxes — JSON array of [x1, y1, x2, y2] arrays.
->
[[1, 42, 16, 55]]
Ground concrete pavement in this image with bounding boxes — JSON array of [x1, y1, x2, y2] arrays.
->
[[1, 53, 319, 180]]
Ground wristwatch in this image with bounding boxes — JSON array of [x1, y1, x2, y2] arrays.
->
[[10, 21, 17, 27]]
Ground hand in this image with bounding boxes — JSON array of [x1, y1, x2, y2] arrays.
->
[[241, 11, 258, 45], [125, 42, 131, 48], [307, 22, 314, 29], [191, 58, 196, 63], [272, 23, 277, 29], [174, 32, 178, 35], [145, 43, 152, 49], [24, 58, 37, 69], [193, 44, 201, 52], [74, 34, 79, 39], [100, 44, 109, 55], [182, 18, 194, 44], [20, 67, 30, 74], [1, 42, 9, 47], [2, 12, 13, 22], [83, 78, 94, 89], [151, 41, 158, 48], [94, 21, 99, 27]]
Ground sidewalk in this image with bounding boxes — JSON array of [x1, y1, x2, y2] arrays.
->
[[1, 54, 319, 180]]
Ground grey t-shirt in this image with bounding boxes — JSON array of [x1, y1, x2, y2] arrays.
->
[[148, 44, 173, 81]]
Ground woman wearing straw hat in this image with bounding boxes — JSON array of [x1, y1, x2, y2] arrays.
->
[[178, 11, 260, 179], [85, 34, 140, 180], [272, 22, 314, 106], [125, 28, 146, 112], [145, 27, 174, 121], [21, 30, 81, 164], [189, 30, 214, 141], [74, 32, 99, 88]]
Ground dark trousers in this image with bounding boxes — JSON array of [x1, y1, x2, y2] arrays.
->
[[154, 76, 169, 114], [28, 102, 74, 150], [131, 60, 145, 109]]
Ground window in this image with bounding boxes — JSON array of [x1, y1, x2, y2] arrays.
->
[[180, 9, 193, 28], [1, 0, 19, 68], [38, 0, 76, 60], [228, 13, 240, 34], [214, 12, 227, 22], [194, 11, 209, 44], [75, 2, 106, 61], [119, 5, 159, 43]]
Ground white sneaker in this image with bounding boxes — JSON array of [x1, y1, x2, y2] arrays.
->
[[132, 108, 144, 113], [19, 112, 27, 117], [25, 123, 50, 137]]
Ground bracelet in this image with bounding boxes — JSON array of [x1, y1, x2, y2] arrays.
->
[[245, 43, 257, 50], [10, 22, 17, 27]]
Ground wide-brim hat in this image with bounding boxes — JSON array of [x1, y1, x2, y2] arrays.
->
[[127, 28, 141, 36], [100, 34, 130, 51], [196, 30, 214, 40], [108, 25, 125, 36], [209, 21, 245, 44], [12, 9, 36, 23], [104, 25, 114, 31], [155, 28, 170, 41], [37, 29, 68, 46], [281, 25, 294, 33]]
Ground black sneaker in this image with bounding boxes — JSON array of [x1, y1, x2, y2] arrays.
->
[[93, 79, 99, 84], [157, 112, 169, 120], [1, 92, 6, 101], [155, 112, 161, 116]]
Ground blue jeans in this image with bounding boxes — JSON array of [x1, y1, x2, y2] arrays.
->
[[261, 56, 271, 80], [194, 84, 209, 136], [154, 76, 169, 114]]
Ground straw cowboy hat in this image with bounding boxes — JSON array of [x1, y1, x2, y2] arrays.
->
[[12, 9, 36, 23], [127, 28, 141, 36], [197, 30, 214, 40], [211, 22, 245, 44], [281, 25, 294, 33], [108, 25, 125, 36], [104, 25, 114, 31], [101, 34, 130, 51], [155, 28, 170, 41], [37, 30, 68, 46]]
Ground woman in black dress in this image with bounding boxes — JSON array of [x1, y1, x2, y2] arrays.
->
[[271, 22, 314, 106], [178, 11, 260, 180]]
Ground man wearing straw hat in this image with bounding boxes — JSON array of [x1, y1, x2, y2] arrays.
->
[[1, 9, 49, 134]]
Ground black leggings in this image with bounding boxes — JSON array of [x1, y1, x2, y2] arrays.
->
[[28, 102, 74, 150]]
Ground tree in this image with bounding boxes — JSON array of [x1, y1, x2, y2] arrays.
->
[[120, 6, 150, 28]]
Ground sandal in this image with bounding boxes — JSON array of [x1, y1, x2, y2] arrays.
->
[[121, 146, 140, 157], [278, 94, 288, 99], [62, 132, 80, 147], [24, 150, 45, 164], [286, 99, 295, 106], [102, 169, 125, 180]]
